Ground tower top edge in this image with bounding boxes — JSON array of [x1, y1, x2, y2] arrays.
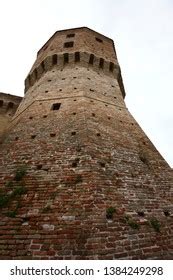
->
[[37, 27, 115, 56]]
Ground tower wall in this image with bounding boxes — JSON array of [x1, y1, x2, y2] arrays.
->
[[0, 27, 172, 260]]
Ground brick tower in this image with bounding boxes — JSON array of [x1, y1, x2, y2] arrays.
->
[[0, 27, 172, 259]]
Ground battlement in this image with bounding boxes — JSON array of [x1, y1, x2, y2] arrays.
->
[[24, 51, 126, 98], [0, 92, 22, 135], [0, 92, 22, 113]]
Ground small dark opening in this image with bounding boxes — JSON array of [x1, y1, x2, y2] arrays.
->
[[112, 85, 115, 88], [28, 75, 31, 84], [87, 77, 91, 80], [50, 133, 56, 137], [7, 102, 14, 110], [59, 89, 62, 91], [99, 162, 105, 168], [43, 115, 47, 118], [89, 54, 94, 65], [74, 87, 77, 90], [75, 52, 80, 62], [72, 162, 77, 168], [48, 79, 52, 82], [137, 211, 145, 217], [108, 117, 111, 120], [37, 164, 42, 170], [73, 112, 76, 115], [74, 99, 76, 101], [41, 60, 45, 71], [109, 62, 114, 72], [71, 131, 76, 135], [29, 116, 33, 119], [45, 90, 49, 93], [0, 100, 4, 107], [64, 53, 69, 64], [66, 33, 75, 38], [96, 37, 103, 43], [34, 69, 38, 79], [90, 89, 94, 92], [92, 113, 95, 117], [96, 133, 101, 137], [73, 77, 77, 79], [52, 54, 57, 65], [31, 135, 36, 139], [51, 103, 61, 111], [64, 41, 74, 48], [164, 210, 170, 217], [99, 58, 104, 69], [62, 78, 65, 80], [15, 136, 19, 141]]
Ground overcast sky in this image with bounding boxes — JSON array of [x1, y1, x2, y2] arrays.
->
[[0, 0, 172, 167]]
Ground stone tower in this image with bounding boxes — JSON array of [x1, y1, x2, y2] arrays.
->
[[0, 27, 172, 260]]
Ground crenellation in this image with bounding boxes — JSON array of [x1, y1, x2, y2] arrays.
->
[[24, 52, 119, 95]]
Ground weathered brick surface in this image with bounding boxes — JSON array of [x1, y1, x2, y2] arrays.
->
[[0, 27, 172, 259]]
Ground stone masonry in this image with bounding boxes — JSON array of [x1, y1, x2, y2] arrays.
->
[[0, 27, 172, 259]]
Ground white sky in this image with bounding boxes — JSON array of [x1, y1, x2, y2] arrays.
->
[[0, 0, 172, 167]]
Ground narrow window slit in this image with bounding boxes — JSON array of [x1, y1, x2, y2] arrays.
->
[[89, 54, 94, 65], [75, 52, 80, 62], [66, 33, 75, 38], [41, 61, 45, 71], [99, 58, 104, 69], [109, 62, 114, 72], [64, 41, 74, 48], [64, 53, 69, 64], [52, 54, 57, 65]]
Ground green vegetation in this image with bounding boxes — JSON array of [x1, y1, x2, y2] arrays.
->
[[106, 207, 116, 219], [14, 166, 27, 181], [127, 219, 140, 230], [6, 210, 17, 218], [0, 194, 10, 208], [5, 181, 13, 188], [150, 217, 161, 232], [12, 186, 27, 196]]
